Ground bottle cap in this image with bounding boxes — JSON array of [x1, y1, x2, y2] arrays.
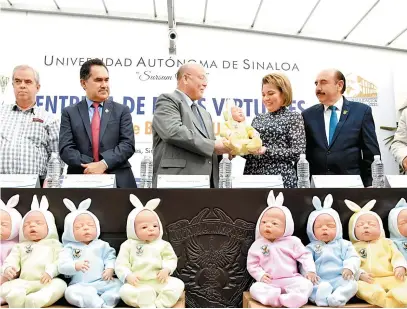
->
[[374, 155, 380, 160], [300, 154, 306, 159], [223, 154, 229, 159]]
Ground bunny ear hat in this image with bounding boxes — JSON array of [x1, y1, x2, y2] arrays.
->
[[61, 198, 100, 244], [388, 198, 407, 239], [306, 194, 342, 242], [126, 194, 162, 240], [0, 195, 22, 241], [255, 190, 294, 240], [19, 195, 59, 242], [344, 199, 384, 243]]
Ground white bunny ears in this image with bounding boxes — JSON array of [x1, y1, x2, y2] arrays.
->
[[395, 198, 407, 209], [31, 195, 49, 211], [63, 198, 92, 212], [344, 199, 377, 213], [312, 194, 333, 210], [267, 190, 284, 207], [130, 194, 160, 211], [0, 194, 19, 209]]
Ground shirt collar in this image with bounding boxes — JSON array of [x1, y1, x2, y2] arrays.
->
[[86, 97, 104, 108], [11, 102, 36, 114], [324, 96, 343, 112], [175, 89, 194, 107]]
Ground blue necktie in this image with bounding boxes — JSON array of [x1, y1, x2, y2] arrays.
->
[[328, 105, 338, 145]]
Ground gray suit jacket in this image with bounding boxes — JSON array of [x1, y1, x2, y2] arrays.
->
[[152, 90, 219, 187]]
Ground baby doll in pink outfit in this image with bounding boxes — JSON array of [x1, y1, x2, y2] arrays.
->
[[247, 190, 317, 308]]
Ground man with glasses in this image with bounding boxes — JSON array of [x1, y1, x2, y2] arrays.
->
[[0, 65, 60, 186], [152, 63, 230, 188]]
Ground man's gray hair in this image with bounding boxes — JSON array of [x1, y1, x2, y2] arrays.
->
[[12, 65, 40, 84]]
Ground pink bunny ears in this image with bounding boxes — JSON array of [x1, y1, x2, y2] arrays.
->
[[0, 194, 19, 209]]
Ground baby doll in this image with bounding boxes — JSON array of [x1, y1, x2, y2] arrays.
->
[[0, 195, 22, 305], [220, 100, 262, 155], [305, 194, 360, 307], [345, 198, 407, 308], [388, 198, 407, 261], [115, 194, 184, 308], [58, 198, 122, 308], [247, 190, 316, 308], [0, 195, 67, 308]]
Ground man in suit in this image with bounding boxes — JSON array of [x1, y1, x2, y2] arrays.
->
[[152, 63, 230, 188], [59, 58, 136, 188], [302, 69, 380, 187], [391, 107, 407, 172]]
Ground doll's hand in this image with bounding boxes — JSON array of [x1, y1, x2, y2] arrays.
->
[[360, 272, 374, 284], [342, 268, 354, 280], [126, 273, 140, 286], [75, 260, 90, 272], [306, 272, 319, 285], [102, 268, 114, 281], [260, 273, 273, 284], [157, 268, 170, 284], [3, 266, 18, 280], [394, 267, 406, 281], [40, 272, 52, 284]]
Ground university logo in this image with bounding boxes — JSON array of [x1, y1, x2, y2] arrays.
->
[[167, 208, 255, 308], [0, 75, 10, 94], [345, 73, 378, 107]]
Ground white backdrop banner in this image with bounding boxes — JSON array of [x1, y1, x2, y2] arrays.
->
[[0, 12, 403, 178]]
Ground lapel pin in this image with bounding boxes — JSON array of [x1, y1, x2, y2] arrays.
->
[[343, 110, 348, 115], [105, 109, 109, 113]]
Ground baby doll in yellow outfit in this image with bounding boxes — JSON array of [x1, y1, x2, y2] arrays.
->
[[0, 195, 66, 308], [345, 199, 407, 308]]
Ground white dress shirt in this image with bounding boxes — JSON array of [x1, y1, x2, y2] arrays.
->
[[324, 97, 343, 144]]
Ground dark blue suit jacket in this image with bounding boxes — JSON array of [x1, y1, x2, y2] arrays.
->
[[302, 97, 380, 187], [59, 99, 137, 188]]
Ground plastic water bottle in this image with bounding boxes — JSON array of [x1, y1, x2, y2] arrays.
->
[[371, 155, 385, 188], [140, 155, 153, 188], [219, 154, 232, 188], [297, 154, 310, 188], [45, 152, 61, 188]]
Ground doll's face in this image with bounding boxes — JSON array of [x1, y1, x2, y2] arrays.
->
[[355, 214, 381, 241], [259, 208, 286, 241], [23, 211, 48, 242], [314, 214, 337, 243], [0, 210, 12, 240], [73, 214, 97, 244], [135, 210, 160, 242], [231, 106, 245, 122], [397, 209, 407, 237]]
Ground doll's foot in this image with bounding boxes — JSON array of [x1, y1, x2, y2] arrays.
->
[[315, 282, 333, 307], [327, 294, 347, 307], [371, 290, 386, 308], [25, 291, 51, 308], [266, 289, 282, 307], [279, 293, 307, 308], [6, 288, 26, 308], [385, 296, 403, 308]]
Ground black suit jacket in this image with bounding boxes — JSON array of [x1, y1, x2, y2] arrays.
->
[[59, 99, 137, 188], [302, 97, 380, 187]]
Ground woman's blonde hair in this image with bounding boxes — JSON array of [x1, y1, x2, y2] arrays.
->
[[262, 73, 293, 107]]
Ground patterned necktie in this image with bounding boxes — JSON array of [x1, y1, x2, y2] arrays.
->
[[91, 102, 101, 161], [191, 102, 208, 135], [328, 105, 338, 145]]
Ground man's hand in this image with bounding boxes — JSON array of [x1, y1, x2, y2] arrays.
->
[[102, 268, 114, 281], [40, 272, 52, 284], [75, 260, 90, 272], [3, 266, 18, 281], [260, 273, 273, 284], [306, 272, 319, 285], [342, 268, 354, 280], [126, 273, 140, 286], [248, 146, 267, 155], [360, 272, 374, 284], [394, 266, 406, 281], [157, 268, 170, 284], [403, 157, 407, 171], [81, 162, 107, 174], [214, 139, 231, 155]]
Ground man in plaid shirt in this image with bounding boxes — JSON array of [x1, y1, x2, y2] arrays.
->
[[0, 65, 60, 184]]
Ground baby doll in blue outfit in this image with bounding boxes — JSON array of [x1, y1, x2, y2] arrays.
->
[[388, 198, 407, 261], [305, 194, 360, 307], [58, 198, 122, 308]]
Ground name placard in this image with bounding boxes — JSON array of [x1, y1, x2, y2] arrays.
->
[[0, 174, 40, 188], [385, 175, 407, 188], [157, 175, 210, 188], [232, 175, 284, 188], [311, 175, 364, 188], [60, 175, 116, 188]]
